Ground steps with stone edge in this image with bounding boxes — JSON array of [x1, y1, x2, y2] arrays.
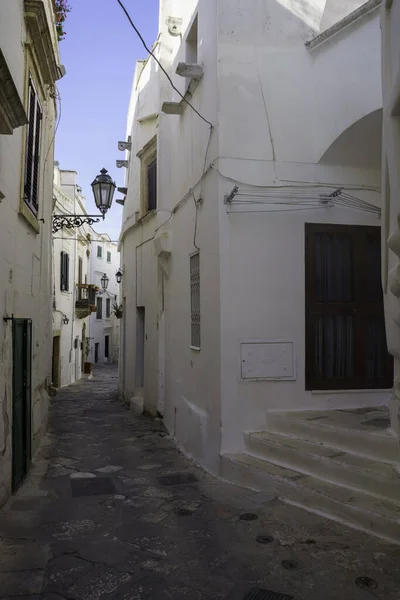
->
[[221, 408, 400, 544]]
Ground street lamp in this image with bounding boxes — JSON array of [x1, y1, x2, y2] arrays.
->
[[91, 168, 117, 216], [62, 315, 69, 325], [52, 168, 116, 233], [115, 268, 123, 284], [101, 273, 110, 291]]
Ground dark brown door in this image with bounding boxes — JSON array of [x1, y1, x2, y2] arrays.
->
[[12, 319, 32, 492], [305, 224, 393, 390]]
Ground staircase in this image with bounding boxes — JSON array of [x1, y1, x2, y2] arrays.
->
[[221, 407, 400, 544]]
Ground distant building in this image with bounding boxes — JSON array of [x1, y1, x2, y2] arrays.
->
[[0, 0, 65, 503], [89, 232, 120, 366], [52, 165, 93, 387]]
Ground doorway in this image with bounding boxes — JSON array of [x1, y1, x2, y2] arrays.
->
[[52, 335, 60, 387], [136, 307, 145, 389], [95, 343, 100, 364], [75, 337, 80, 381], [12, 319, 32, 492], [105, 335, 109, 361], [305, 224, 393, 390]]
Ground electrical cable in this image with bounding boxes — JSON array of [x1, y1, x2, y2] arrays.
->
[[116, 0, 213, 129], [192, 192, 200, 251], [45, 85, 62, 162], [211, 164, 381, 193]]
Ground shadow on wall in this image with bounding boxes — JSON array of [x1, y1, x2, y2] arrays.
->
[[319, 109, 382, 169]]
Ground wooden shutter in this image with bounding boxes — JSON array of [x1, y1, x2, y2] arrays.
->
[[24, 78, 42, 215], [65, 254, 69, 291], [60, 252, 65, 291], [305, 224, 393, 390], [147, 159, 157, 211], [96, 297, 102, 319]]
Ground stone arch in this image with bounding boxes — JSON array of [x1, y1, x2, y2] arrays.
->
[[319, 109, 382, 169]]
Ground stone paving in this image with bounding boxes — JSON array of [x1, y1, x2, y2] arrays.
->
[[1, 365, 400, 600]]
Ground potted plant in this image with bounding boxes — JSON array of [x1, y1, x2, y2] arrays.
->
[[53, 0, 71, 42], [84, 338, 92, 375], [112, 300, 123, 319]]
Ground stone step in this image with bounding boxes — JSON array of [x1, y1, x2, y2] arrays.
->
[[266, 410, 398, 463], [221, 453, 400, 545], [245, 431, 400, 504]]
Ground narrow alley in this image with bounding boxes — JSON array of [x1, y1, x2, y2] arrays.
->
[[0, 367, 399, 600]]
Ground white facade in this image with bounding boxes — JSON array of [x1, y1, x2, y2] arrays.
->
[[381, 0, 400, 469], [52, 166, 92, 388], [0, 0, 64, 504], [89, 233, 120, 365], [120, 0, 389, 474]]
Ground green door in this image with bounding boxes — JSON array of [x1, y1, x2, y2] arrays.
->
[[12, 319, 32, 492]]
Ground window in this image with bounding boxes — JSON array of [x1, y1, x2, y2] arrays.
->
[[106, 298, 111, 318], [305, 224, 393, 390], [78, 257, 83, 284], [60, 251, 69, 291], [96, 297, 103, 320], [137, 136, 157, 215], [105, 335, 109, 359], [190, 252, 201, 349], [97, 246, 102, 258], [107, 251, 111, 263], [147, 158, 157, 211], [24, 77, 42, 216]]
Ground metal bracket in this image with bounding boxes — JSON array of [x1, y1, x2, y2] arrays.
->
[[224, 186, 239, 204], [52, 214, 104, 234], [3, 314, 14, 322], [118, 141, 132, 152], [116, 160, 129, 169]]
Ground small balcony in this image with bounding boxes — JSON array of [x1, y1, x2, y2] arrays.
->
[[75, 284, 97, 319]]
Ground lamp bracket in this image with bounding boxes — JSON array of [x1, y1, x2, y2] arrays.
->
[[52, 214, 104, 234]]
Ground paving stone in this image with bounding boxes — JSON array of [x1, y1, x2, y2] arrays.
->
[[0, 539, 50, 571], [0, 570, 44, 596], [67, 565, 131, 600]]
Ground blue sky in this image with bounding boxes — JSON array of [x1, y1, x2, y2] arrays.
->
[[55, 0, 159, 241]]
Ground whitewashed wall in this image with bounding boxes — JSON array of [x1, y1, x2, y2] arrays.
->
[[120, 0, 385, 471], [0, 0, 60, 504], [381, 0, 400, 468], [217, 1, 386, 454]]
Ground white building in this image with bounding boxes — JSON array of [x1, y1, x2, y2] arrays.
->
[[119, 0, 399, 540], [52, 165, 93, 387], [89, 232, 120, 365], [0, 0, 64, 502], [381, 0, 400, 468]]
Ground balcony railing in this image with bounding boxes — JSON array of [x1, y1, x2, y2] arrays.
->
[[75, 284, 97, 318]]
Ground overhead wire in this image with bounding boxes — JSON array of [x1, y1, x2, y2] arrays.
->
[[115, 0, 213, 129], [45, 85, 62, 162], [211, 164, 381, 193]]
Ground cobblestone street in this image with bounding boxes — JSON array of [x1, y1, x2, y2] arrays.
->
[[0, 365, 399, 600]]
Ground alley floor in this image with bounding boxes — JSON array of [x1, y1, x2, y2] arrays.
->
[[0, 365, 399, 600]]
